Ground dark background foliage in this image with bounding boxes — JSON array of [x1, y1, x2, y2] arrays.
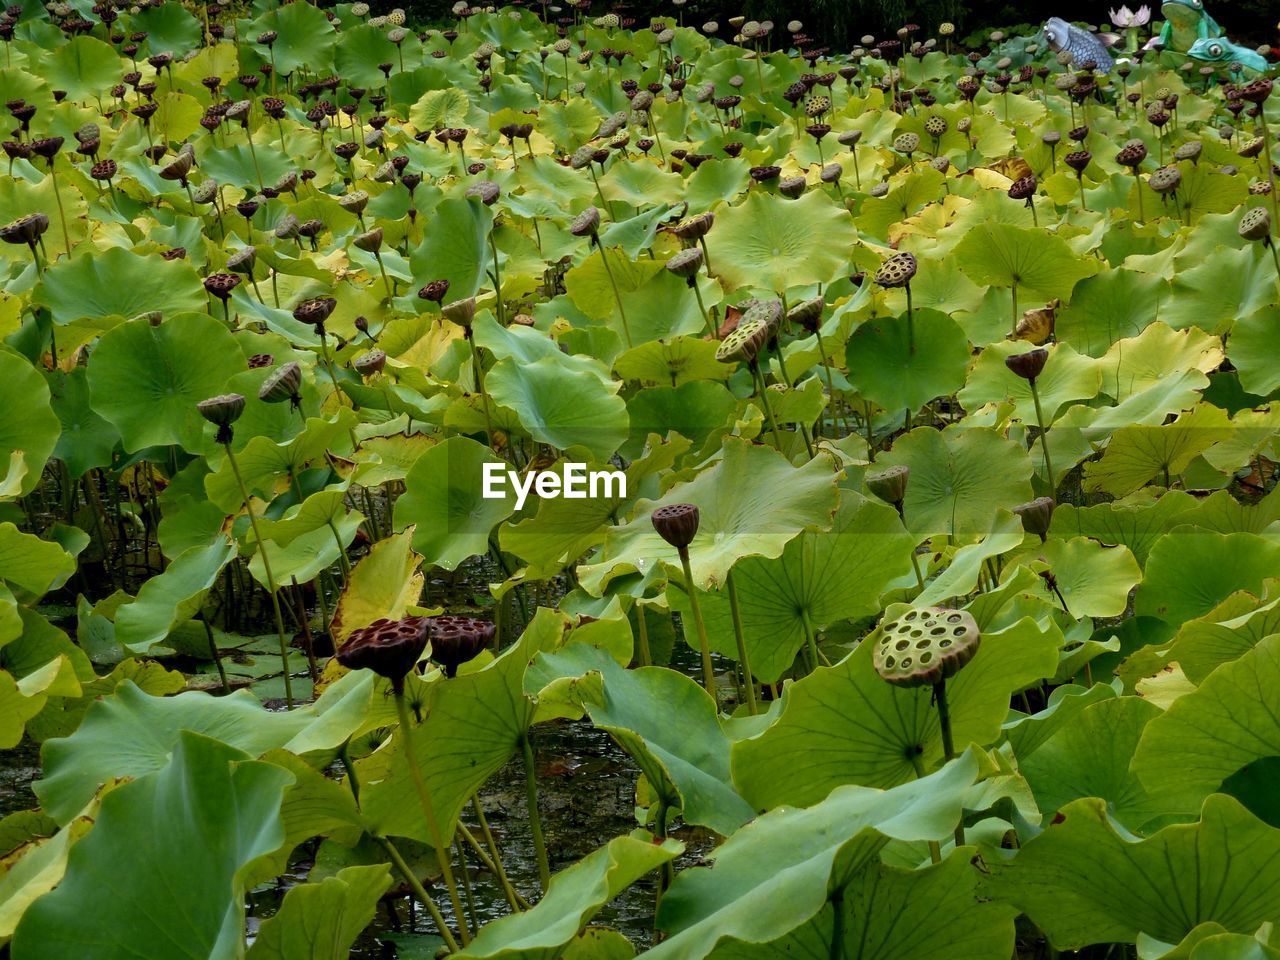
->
[[380, 0, 1280, 48]]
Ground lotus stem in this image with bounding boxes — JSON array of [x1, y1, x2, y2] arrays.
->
[[799, 606, 823, 674], [223, 442, 294, 708], [750, 362, 785, 451], [469, 797, 525, 911], [691, 280, 715, 338], [245, 122, 264, 190], [676, 544, 718, 710], [698, 236, 713, 275], [454, 835, 478, 937], [487, 233, 505, 324], [519, 733, 552, 891], [635, 601, 652, 666], [932, 679, 965, 848], [200, 612, 230, 694], [1134, 173, 1144, 222], [464, 328, 497, 450], [595, 243, 633, 349], [393, 689, 469, 945], [1259, 113, 1279, 234], [375, 251, 395, 302], [726, 570, 758, 715], [376, 835, 461, 955], [1028, 379, 1056, 493], [48, 165, 71, 258], [829, 892, 845, 960], [905, 282, 915, 355], [1009, 279, 1019, 338], [1076, 172, 1088, 212]]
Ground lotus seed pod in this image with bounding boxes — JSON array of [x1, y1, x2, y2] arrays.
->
[[259, 362, 303, 405], [1005, 347, 1049, 383], [665, 246, 703, 278], [787, 296, 824, 333], [465, 180, 500, 206], [0, 212, 49, 246], [867, 464, 909, 506], [1239, 206, 1272, 241], [336, 616, 429, 689], [338, 190, 370, 217], [1064, 150, 1091, 173], [956, 115, 972, 134], [1147, 166, 1180, 194], [1008, 175, 1037, 200], [893, 132, 920, 155], [1013, 496, 1055, 539], [226, 246, 256, 274], [673, 211, 714, 240], [570, 206, 601, 237], [1116, 140, 1147, 168], [930, 156, 951, 174], [1173, 141, 1202, 164], [191, 178, 218, 204], [1238, 137, 1264, 160], [197, 393, 245, 444], [425, 615, 495, 677], [651, 502, 699, 550], [1249, 181, 1273, 197], [837, 129, 863, 147], [939, 21, 955, 35], [354, 227, 384, 252], [353, 349, 386, 377], [715, 312, 771, 364], [869, 182, 890, 198], [1042, 130, 1061, 146], [750, 165, 781, 182], [418, 279, 450, 303], [779, 175, 806, 198], [569, 145, 595, 170], [820, 162, 843, 183], [924, 116, 947, 138], [274, 213, 301, 240], [293, 296, 337, 330], [203, 273, 240, 301], [875, 252, 917, 289], [442, 297, 477, 329], [873, 607, 981, 688]]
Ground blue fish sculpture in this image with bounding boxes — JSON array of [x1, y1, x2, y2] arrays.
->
[[1043, 17, 1118, 70]]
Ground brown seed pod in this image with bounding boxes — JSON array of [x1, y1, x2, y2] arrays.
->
[[424, 615, 495, 677], [1013, 496, 1055, 539], [0, 212, 49, 246], [1008, 174, 1037, 200], [1239, 206, 1272, 242], [570, 206, 601, 237], [1116, 141, 1147, 168], [442, 297, 477, 329], [866, 464, 909, 506], [259, 362, 303, 406], [665, 246, 703, 279], [1147, 166, 1181, 194], [203, 273, 240, 302], [336, 616, 430, 688], [873, 607, 981, 688], [874, 251, 917, 289], [418, 279, 451, 303], [1005, 347, 1049, 383], [651, 502, 699, 549], [294, 296, 337, 330]]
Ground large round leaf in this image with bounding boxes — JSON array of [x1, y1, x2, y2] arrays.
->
[[0, 351, 59, 497], [87, 313, 245, 453], [846, 308, 970, 413], [711, 189, 858, 291], [34, 246, 205, 326]]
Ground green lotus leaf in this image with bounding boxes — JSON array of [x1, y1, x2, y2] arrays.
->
[[359, 617, 554, 845], [988, 794, 1280, 952], [34, 673, 373, 824], [1135, 531, 1280, 624], [578, 438, 841, 594], [43, 35, 118, 103], [1054, 268, 1171, 357], [1161, 583, 1280, 684], [875, 424, 1034, 540], [684, 158, 752, 210], [960, 341, 1102, 423], [14, 732, 293, 960], [612, 336, 730, 386], [1004, 680, 1118, 759], [47, 367, 115, 479], [1012, 537, 1142, 619], [1083, 403, 1233, 498], [86, 312, 244, 454], [246, 865, 392, 960], [392, 435, 515, 571], [731, 616, 1058, 807], [248, 505, 362, 589], [624, 381, 737, 455], [113, 536, 236, 655], [1020, 696, 1165, 831], [244, 1, 337, 75], [0, 352, 58, 497], [1100, 323, 1223, 403], [486, 354, 628, 461], [408, 89, 472, 129], [710, 189, 858, 291], [955, 221, 1098, 307], [914, 510, 1027, 607], [35, 246, 205, 326], [1050, 488, 1200, 566], [1227, 305, 1280, 397], [1185, 933, 1280, 960], [130, 2, 202, 56], [0, 670, 48, 751], [0, 523, 75, 599], [600, 159, 684, 208], [644, 755, 979, 959], [409, 196, 494, 300], [1161, 245, 1279, 335], [669, 495, 916, 682], [1133, 634, 1280, 813], [333, 24, 399, 89], [696, 850, 1016, 960], [329, 530, 424, 643], [457, 833, 680, 960], [845, 308, 969, 413]]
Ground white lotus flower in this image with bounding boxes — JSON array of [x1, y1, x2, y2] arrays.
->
[[1109, 5, 1151, 27]]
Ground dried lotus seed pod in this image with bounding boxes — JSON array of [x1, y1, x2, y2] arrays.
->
[[873, 607, 980, 687]]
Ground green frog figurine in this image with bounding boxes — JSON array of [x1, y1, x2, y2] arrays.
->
[[1186, 36, 1270, 78], [1155, 0, 1221, 53]]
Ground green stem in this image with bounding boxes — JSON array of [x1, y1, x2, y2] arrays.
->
[[934, 679, 965, 848], [829, 893, 845, 960], [375, 836, 461, 954], [1029, 380, 1055, 493], [908, 751, 943, 864], [224, 443, 294, 708], [200, 613, 229, 694], [635, 601, 652, 666], [487, 232, 505, 325], [596, 242, 633, 349], [469, 796, 525, 911], [678, 546, 718, 711], [800, 607, 822, 675], [394, 690, 470, 945], [751, 364, 785, 451], [726, 570, 758, 715], [691, 281, 715, 338], [520, 733, 552, 891], [49, 165, 72, 258]]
